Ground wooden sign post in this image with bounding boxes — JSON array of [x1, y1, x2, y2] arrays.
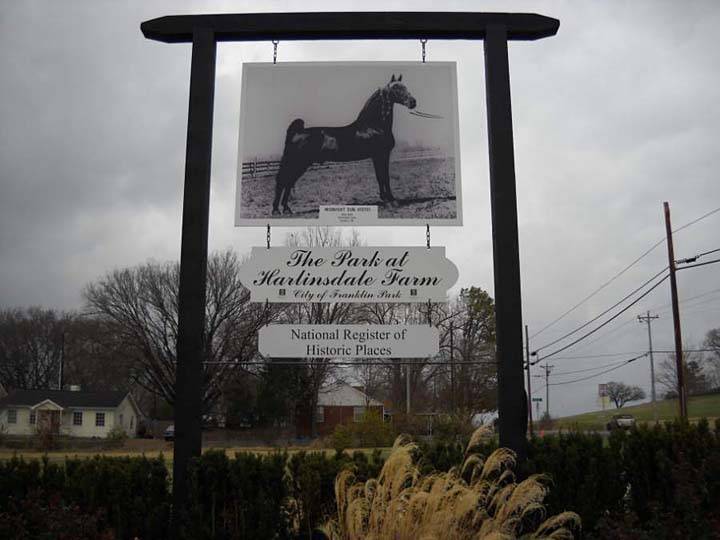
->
[[141, 11, 559, 530]]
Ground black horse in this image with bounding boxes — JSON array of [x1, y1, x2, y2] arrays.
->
[[272, 74, 417, 215]]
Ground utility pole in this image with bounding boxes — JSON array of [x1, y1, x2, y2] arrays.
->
[[544, 363, 553, 417], [58, 332, 65, 390], [525, 325, 533, 436], [449, 320, 455, 414], [638, 311, 659, 423], [664, 202, 688, 419], [533, 360, 553, 419]]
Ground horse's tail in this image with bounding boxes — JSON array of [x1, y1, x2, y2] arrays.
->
[[285, 118, 305, 146]]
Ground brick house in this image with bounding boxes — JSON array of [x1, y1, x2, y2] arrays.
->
[[297, 383, 384, 438]]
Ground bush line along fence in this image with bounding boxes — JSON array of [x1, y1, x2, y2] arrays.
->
[[1, 420, 719, 539]]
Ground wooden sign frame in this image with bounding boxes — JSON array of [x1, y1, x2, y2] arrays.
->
[[141, 11, 559, 525]]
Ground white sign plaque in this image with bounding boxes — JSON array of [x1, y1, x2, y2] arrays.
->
[[238, 246, 459, 303], [259, 325, 440, 358]]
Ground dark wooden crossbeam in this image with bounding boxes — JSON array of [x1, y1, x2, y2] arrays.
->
[[141, 12, 559, 43]]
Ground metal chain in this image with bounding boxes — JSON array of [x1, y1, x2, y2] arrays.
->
[[420, 39, 427, 63], [272, 40, 279, 64], [427, 299, 432, 326], [266, 224, 271, 249], [426, 224, 430, 249]]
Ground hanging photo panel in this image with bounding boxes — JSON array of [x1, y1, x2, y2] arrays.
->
[[235, 62, 462, 226]]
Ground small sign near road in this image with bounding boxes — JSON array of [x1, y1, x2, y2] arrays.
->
[[259, 324, 440, 358], [532, 397, 543, 402]]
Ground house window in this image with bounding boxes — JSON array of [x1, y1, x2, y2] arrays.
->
[[353, 407, 365, 423], [7, 409, 17, 424], [73, 412, 83, 426], [315, 406, 325, 423], [130, 416, 134, 430], [95, 413, 105, 427], [29, 411, 36, 425], [119, 413, 124, 425]]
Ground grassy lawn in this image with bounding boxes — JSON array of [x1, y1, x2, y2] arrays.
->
[[554, 393, 720, 431], [0, 438, 391, 465]]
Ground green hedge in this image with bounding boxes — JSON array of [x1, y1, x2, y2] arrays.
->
[[0, 449, 383, 540], [420, 419, 720, 538], [1, 421, 718, 539]]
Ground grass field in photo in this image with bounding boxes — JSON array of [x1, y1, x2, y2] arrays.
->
[[239, 151, 457, 220]]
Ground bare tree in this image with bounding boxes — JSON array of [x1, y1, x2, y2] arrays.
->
[[83, 249, 272, 411], [0, 307, 70, 390], [279, 227, 363, 436], [432, 287, 497, 416], [704, 328, 720, 388], [657, 350, 710, 398], [355, 302, 424, 412], [605, 381, 646, 408], [61, 315, 134, 392]]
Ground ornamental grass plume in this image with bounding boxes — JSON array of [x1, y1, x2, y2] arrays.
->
[[322, 428, 581, 540]]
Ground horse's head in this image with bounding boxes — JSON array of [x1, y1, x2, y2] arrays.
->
[[387, 74, 416, 110]]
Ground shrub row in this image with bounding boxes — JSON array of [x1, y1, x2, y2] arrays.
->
[[0, 449, 384, 540], [1, 421, 718, 539], [421, 419, 720, 539]]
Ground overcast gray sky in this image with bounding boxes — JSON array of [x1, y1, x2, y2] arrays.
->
[[1, 0, 719, 416]]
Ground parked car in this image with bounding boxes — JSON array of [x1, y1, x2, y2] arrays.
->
[[164, 424, 175, 441], [606, 414, 635, 431]]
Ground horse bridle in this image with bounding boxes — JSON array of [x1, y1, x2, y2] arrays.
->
[[408, 109, 444, 119]]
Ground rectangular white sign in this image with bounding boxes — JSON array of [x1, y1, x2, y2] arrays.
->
[[259, 325, 440, 358], [235, 62, 462, 226], [237, 246, 459, 303]]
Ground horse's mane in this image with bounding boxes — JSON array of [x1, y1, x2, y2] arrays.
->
[[355, 87, 389, 125]]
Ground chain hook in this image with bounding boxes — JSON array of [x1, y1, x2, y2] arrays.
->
[[420, 39, 428, 63], [272, 40, 279, 64], [426, 224, 430, 249], [266, 224, 271, 249]]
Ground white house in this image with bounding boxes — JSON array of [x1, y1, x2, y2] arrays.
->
[[0, 388, 141, 438]]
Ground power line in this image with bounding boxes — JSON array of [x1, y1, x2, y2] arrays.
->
[[676, 246, 720, 264], [673, 205, 720, 234], [530, 204, 720, 340], [529, 239, 665, 339], [534, 267, 667, 353], [551, 358, 631, 376], [677, 257, 720, 271], [531, 274, 669, 364], [571, 287, 720, 355], [552, 351, 646, 360], [549, 354, 646, 385], [647, 287, 720, 313], [202, 360, 497, 366]]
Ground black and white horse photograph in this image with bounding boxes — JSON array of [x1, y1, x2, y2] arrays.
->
[[235, 62, 461, 226]]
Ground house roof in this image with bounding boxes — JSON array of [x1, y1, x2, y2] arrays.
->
[[318, 383, 383, 407], [0, 389, 129, 409]]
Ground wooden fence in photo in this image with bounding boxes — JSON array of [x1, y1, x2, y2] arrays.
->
[[241, 150, 447, 179]]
